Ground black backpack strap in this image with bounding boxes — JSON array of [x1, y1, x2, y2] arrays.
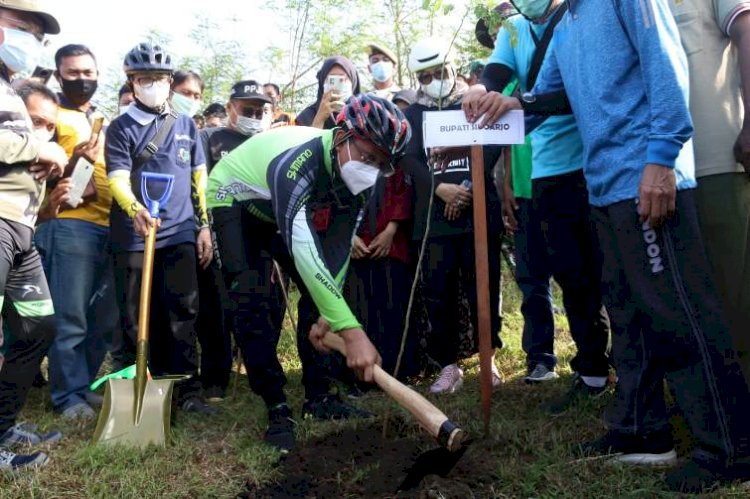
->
[[526, 2, 569, 91], [135, 111, 178, 167]]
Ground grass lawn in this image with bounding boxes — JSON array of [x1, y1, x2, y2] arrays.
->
[[1, 276, 748, 498]]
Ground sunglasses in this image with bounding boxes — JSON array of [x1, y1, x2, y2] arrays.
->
[[416, 66, 449, 85], [234, 103, 267, 119]]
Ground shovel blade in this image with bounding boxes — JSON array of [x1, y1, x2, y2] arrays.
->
[[92, 378, 174, 448]]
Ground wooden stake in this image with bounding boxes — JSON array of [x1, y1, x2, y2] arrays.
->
[[470, 144, 493, 435]]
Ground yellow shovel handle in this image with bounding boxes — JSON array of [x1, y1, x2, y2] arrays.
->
[[135, 222, 157, 423]]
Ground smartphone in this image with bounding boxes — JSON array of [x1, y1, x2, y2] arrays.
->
[[89, 116, 104, 144], [327, 75, 346, 94], [31, 66, 53, 84], [66, 157, 95, 208]]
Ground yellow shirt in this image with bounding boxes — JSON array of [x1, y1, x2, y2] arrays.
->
[[55, 106, 112, 226]]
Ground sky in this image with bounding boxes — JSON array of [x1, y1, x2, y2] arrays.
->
[[44, 0, 281, 68], [35, 0, 473, 112], [38, 0, 283, 108]]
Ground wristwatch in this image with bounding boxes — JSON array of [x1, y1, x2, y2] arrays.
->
[[520, 91, 536, 109]]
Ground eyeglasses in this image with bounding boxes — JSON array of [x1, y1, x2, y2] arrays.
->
[[416, 66, 448, 85], [0, 15, 45, 43], [133, 74, 171, 88], [349, 139, 394, 177]]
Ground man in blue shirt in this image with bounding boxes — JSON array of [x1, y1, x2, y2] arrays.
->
[[465, 0, 750, 493], [464, 1, 610, 402], [106, 43, 215, 416]]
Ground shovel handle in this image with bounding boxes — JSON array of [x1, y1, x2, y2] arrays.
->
[[322, 332, 466, 451], [134, 223, 157, 423]]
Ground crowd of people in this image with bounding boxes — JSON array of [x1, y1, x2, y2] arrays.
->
[[0, 0, 749, 494]]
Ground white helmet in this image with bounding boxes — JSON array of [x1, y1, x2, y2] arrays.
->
[[407, 37, 453, 73]]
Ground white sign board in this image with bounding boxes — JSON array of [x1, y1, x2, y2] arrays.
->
[[422, 109, 525, 148]]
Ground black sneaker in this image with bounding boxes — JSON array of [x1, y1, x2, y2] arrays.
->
[[574, 429, 677, 466], [180, 397, 219, 416], [524, 363, 559, 384], [665, 456, 750, 493], [542, 373, 608, 414], [264, 404, 295, 453], [302, 394, 373, 420], [0, 449, 48, 470]]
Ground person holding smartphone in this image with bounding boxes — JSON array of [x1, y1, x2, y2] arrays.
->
[[32, 44, 119, 421], [296, 56, 360, 130]]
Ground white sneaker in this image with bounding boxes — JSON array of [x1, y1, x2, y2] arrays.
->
[[0, 449, 48, 470], [491, 363, 503, 388], [430, 364, 464, 394]]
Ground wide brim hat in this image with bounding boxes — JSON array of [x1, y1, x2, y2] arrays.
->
[[0, 0, 59, 34]]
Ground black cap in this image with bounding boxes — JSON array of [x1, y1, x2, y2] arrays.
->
[[229, 80, 273, 103]]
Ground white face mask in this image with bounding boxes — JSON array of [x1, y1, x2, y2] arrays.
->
[[234, 114, 271, 136], [338, 141, 380, 195], [171, 91, 201, 116], [134, 80, 171, 109], [422, 78, 454, 100], [119, 105, 130, 116], [0, 27, 41, 74], [33, 127, 54, 142]]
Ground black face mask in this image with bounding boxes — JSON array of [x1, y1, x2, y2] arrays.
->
[[60, 78, 98, 106]]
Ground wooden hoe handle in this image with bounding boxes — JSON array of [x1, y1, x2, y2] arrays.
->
[[322, 332, 467, 451]]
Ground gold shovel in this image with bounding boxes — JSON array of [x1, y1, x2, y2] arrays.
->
[[93, 173, 177, 447]]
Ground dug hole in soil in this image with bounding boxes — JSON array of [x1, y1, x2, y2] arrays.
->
[[239, 421, 500, 498]]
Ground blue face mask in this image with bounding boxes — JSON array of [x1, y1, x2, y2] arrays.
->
[[511, 0, 553, 20], [0, 27, 41, 75], [171, 91, 201, 116], [370, 61, 393, 83]]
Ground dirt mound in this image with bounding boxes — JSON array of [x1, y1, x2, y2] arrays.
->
[[239, 425, 501, 498]]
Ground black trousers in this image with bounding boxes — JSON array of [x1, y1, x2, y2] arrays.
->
[[421, 232, 502, 368], [532, 169, 610, 376], [196, 261, 232, 391], [345, 257, 419, 380], [0, 218, 55, 433], [113, 242, 201, 403], [594, 189, 750, 464], [211, 204, 330, 409], [514, 198, 556, 370]]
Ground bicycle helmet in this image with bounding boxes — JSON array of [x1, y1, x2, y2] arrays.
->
[[123, 43, 174, 74], [335, 94, 411, 160], [408, 37, 452, 73]]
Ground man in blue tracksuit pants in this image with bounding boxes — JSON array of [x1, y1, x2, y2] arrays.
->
[[465, 0, 750, 493]]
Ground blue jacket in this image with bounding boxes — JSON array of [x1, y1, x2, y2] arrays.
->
[[533, 0, 695, 207]]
